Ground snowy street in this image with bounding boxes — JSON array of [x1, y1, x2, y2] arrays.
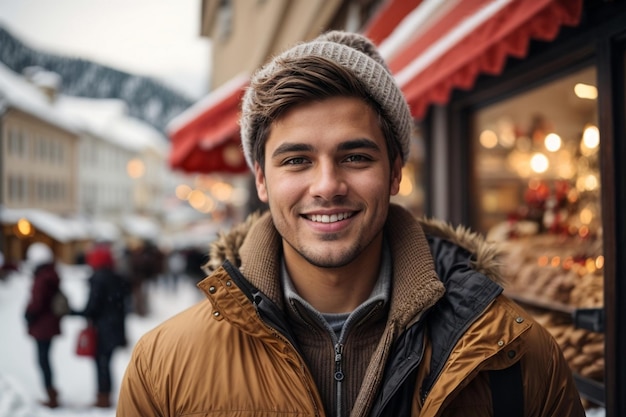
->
[[0, 263, 203, 416]]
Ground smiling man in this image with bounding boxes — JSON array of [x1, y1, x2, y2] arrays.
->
[[117, 31, 585, 417]]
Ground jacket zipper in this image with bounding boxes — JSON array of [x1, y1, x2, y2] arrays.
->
[[334, 343, 345, 417]]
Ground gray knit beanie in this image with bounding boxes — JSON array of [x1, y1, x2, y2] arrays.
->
[[240, 30, 412, 170]]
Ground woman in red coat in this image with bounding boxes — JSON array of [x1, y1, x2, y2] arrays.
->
[[24, 242, 62, 408]]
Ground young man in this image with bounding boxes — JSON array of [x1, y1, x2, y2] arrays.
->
[[117, 31, 585, 417]]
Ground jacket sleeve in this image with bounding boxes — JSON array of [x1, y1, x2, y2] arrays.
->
[[522, 321, 587, 417], [117, 338, 164, 416]]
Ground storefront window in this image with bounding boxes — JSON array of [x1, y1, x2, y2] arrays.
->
[[472, 66, 605, 408]]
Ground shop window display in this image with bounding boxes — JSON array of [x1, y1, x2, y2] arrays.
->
[[472, 66, 604, 408]]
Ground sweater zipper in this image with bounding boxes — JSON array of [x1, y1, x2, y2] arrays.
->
[[335, 301, 382, 417], [334, 342, 345, 417]]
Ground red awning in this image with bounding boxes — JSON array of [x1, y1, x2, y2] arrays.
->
[[167, 74, 249, 174], [169, 0, 583, 174], [362, 0, 424, 45], [376, 0, 583, 119]]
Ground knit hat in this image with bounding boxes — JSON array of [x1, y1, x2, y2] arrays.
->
[[86, 245, 114, 270], [26, 242, 54, 266], [240, 30, 412, 171]]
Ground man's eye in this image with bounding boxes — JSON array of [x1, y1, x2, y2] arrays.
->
[[285, 157, 307, 165], [344, 154, 370, 163]]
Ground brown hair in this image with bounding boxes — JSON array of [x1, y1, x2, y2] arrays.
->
[[246, 55, 401, 171]]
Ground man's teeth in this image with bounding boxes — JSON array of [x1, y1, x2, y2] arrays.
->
[[309, 213, 351, 223]]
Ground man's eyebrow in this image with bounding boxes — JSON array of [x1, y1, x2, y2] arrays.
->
[[271, 138, 381, 159], [338, 138, 381, 152], [271, 142, 314, 158]]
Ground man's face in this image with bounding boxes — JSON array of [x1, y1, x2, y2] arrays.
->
[[254, 96, 402, 269]]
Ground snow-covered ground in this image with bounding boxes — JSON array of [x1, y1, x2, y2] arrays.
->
[[0, 263, 203, 417], [0, 263, 608, 417]]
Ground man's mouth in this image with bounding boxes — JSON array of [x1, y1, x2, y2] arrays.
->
[[306, 212, 354, 223]]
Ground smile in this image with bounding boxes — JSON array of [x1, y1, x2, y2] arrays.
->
[[306, 212, 353, 223]]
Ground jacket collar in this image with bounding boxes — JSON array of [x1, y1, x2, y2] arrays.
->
[[203, 203, 505, 328]]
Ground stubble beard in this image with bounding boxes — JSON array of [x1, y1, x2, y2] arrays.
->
[[282, 228, 370, 269]]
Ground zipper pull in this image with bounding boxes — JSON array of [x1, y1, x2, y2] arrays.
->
[[334, 343, 345, 381]]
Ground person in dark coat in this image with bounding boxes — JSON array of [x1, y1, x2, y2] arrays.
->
[[128, 239, 163, 316], [24, 242, 62, 408], [72, 243, 129, 408]]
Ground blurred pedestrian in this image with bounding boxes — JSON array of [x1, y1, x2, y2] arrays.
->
[[184, 246, 206, 284], [1, 250, 19, 282], [0, 250, 5, 281], [128, 239, 163, 316], [164, 249, 185, 292], [183, 247, 208, 301], [71, 243, 129, 408], [23, 242, 62, 408]]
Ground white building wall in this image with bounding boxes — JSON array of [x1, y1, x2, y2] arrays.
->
[[77, 131, 136, 220]]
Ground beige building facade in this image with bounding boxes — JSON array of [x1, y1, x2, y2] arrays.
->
[[1, 106, 82, 264], [2, 107, 79, 214], [201, 0, 384, 89], [1, 66, 171, 266]]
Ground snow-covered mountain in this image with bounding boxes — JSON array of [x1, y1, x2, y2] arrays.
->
[[0, 25, 193, 134]]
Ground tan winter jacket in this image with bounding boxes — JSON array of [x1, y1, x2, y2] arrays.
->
[[116, 204, 585, 417]]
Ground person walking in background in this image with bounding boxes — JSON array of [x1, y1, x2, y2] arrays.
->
[[0, 250, 5, 282], [72, 243, 129, 408], [128, 239, 163, 316], [183, 246, 208, 301], [23, 242, 62, 408], [117, 31, 585, 416], [164, 248, 185, 292], [183, 246, 206, 285]]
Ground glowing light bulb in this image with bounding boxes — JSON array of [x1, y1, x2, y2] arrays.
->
[[582, 125, 600, 149], [175, 184, 192, 200], [574, 83, 598, 100], [544, 133, 562, 152], [530, 153, 549, 173], [479, 129, 498, 149]]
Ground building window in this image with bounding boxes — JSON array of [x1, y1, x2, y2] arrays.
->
[[217, 0, 233, 42], [473, 66, 599, 237], [8, 127, 17, 155], [471, 66, 604, 394], [7, 127, 26, 157], [8, 175, 26, 202]]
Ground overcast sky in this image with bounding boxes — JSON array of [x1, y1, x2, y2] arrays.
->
[[0, 0, 211, 100]]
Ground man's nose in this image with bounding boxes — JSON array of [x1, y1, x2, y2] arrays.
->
[[309, 161, 348, 200]]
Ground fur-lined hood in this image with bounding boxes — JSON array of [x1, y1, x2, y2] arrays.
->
[[418, 216, 505, 285], [204, 204, 505, 285]]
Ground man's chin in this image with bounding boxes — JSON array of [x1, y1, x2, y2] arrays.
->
[[300, 248, 357, 269]]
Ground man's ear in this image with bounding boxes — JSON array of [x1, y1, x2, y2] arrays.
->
[[254, 161, 269, 203], [390, 155, 403, 196]]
